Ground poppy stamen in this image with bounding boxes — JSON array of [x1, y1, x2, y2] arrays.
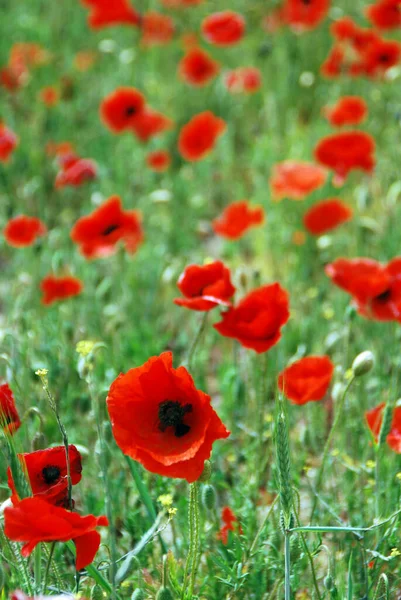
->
[[158, 400, 192, 437], [374, 288, 392, 302], [42, 465, 61, 485], [125, 106, 137, 117], [102, 224, 120, 236]]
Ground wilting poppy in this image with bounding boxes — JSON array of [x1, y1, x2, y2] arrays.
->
[[224, 67, 262, 94], [71, 195, 143, 259], [325, 257, 401, 321], [278, 356, 334, 405], [131, 106, 173, 142], [303, 199, 353, 235], [106, 352, 230, 482], [178, 111, 226, 162], [174, 261, 236, 311], [0, 383, 21, 435], [366, 402, 401, 452], [146, 149, 171, 172], [55, 155, 97, 188], [80, 0, 140, 29], [323, 96, 368, 127], [4, 496, 108, 570], [217, 507, 242, 545], [214, 283, 290, 353], [314, 131, 376, 184], [201, 11, 245, 46], [3, 216, 47, 248], [39, 86, 59, 107], [40, 275, 83, 305], [212, 200, 265, 240], [270, 160, 327, 201], [0, 124, 18, 162], [281, 0, 330, 31], [100, 87, 146, 133], [141, 12, 175, 47], [366, 0, 401, 30], [178, 47, 220, 87]]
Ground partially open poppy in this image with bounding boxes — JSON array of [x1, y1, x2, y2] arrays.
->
[[303, 199, 353, 235], [100, 87, 146, 133], [224, 67, 262, 94], [146, 149, 171, 172], [3, 216, 47, 248], [141, 12, 175, 47], [270, 160, 327, 201], [71, 195, 143, 259], [323, 96, 368, 127], [0, 383, 21, 435], [201, 11, 245, 46], [314, 131, 376, 184], [366, 403, 401, 452], [278, 356, 334, 405], [54, 155, 97, 188], [281, 0, 330, 31], [212, 200, 264, 240], [174, 261, 236, 311], [131, 106, 173, 142], [81, 0, 140, 29], [178, 47, 220, 87], [178, 111, 226, 162], [366, 0, 401, 30], [214, 283, 290, 353], [0, 124, 18, 162], [4, 497, 108, 570], [40, 275, 83, 305], [106, 352, 230, 482]]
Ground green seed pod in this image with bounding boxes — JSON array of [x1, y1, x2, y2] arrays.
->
[[202, 484, 216, 511], [198, 460, 212, 483], [155, 587, 174, 600], [352, 351, 375, 377], [324, 574, 335, 591], [90, 584, 104, 600], [131, 590, 146, 600]]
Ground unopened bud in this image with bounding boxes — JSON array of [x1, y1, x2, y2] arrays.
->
[[202, 484, 216, 511], [352, 351, 374, 377], [32, 432, 46, 451], [90, 584, 104, 600], [155, 588, 174, 600], [198, 460, 212, 482], [324, 574, 335, 591]]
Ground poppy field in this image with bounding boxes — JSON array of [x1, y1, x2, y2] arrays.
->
[[2, 0, 401, 598]]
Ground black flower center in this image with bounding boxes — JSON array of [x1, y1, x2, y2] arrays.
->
[[374, 288, 392, 302], [125, 105, 137, 117], [42, 465, 61, 484], [158, 400, 192, 438], [379, 53, 390, 63], [102, 224, 119, 236]]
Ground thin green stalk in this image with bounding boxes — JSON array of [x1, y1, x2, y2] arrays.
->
[[189, 482, 201, 598], [284, 533, 291, 600], [34, 544, 42, 593], [186, 312, 208, 371], [181, 483, 197, 600], [42, 542, 55, 593]]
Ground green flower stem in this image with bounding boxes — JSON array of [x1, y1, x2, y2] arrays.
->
[[186, 312, 208, 371], [181, 482, 200, 600], [34, 544, 42, 593], [42, 542, 55, 593], [284, 533, 291, 600], [189, 482, 201, 598]]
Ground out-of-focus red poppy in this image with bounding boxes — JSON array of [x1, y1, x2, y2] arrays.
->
[[162, 0, 203, 6], [320, 45, 345, 78], [141, 12, 175, 46], [0, 124, 18, 162], [214, 283, 290, 353], [270, 160, 327, 201], [363, 37, 401, 76], [100, 87, 146, 133], [74, 50, 97, 72], [212, 200, 265, 240], [40, 275, 83, 305], [366, 0, 401, 30], [71, 195, 143, 259], [3, 216, 47, 248], [174, 261, 236, 311], [39, 86, 59, 107], [224, 67, 262, 94], [278, 356, 334, 405], [217, 507, 242, 544], [201, 11, 245, 46], [325, 257, 401, 321], [178, 111, 226, 162], [0, 383, 21, 435], [46, 141, 75, 156], [281, 0, 330, 31], [131, 106, 173, 142], [106, 352, 230, 482], [303, 199, 353, 235], [366, 402, 401, 452], [4, 497, 108, 570], [314, 131, 376, 185], [0, 65, 27, 92], [80, 0, 140, 29], [8, 446, 82, 506], [178, 47, 220, 87], [323, 96, 368, 127], [146, 149, 171, 172], [9, 43, 49, 70], [55, 155, 97, 188]]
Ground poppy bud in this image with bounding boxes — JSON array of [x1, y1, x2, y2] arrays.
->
[[352, 351, 375, 377], [90, 584, 105, 600], [155, 587, 174, 600], [31, 431, 46, 451], [198, 460, 212, 482], [131, 590, 146, 600], [324, 574, 335, 591], [202, 484, 216, 511]]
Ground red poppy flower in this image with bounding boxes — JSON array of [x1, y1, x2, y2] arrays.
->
[[0, 383, 21, 435], [55, 156, 97, 188], [217, 507, 242, 545], [224, 67, 262, 94], [70, 195, 143, 259], [178, 111, 226, 162], [201, 11, 245, 46], [281, 0, 330, 31], [366, 0, 401, 30], [100, 87, 146, 134], [214, 283, 290, 353], [303, 199, 353, 235], [4, 496, 108, 570], [146, 149, 171, 172], [212, 200, 265, 240], [131, 106, 173, 142], [278, 356, 334, 405], [3, 215, 47, 248], [0, 65, 27, 92], [314, 131, 375, 184], [320, 45, 345, 78], [363, 37, 401, 76], [0, 124, 18, 162], [9, 43, 48, 70], [174, 261, 236, 311], [366, 403, 401, 452], [46, 141, 75, 157], [39, 86, 59, 107], [40, 275, 83, 305], [106, 352, 229, 482], [325, 257, 401, 321], [81, 0, 140, 29], [323, 96, 368, 127], [178, 47, 220, 87], [141, 12, 175, 47], [270, 160, 327, 201]]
